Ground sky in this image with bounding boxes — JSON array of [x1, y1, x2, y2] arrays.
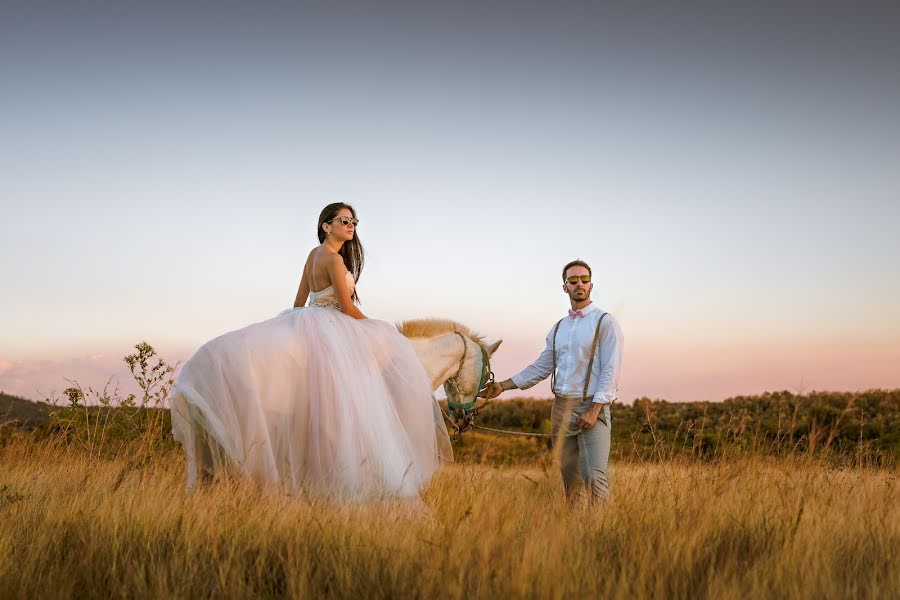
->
[[2, 0, 899, 404]]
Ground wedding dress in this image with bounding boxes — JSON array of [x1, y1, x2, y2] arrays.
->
[[169, 270, 452, 500]]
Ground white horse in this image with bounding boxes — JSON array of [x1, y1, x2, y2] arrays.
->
[[189, 318, 502, 481]]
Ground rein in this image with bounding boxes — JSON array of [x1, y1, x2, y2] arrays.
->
[[441, 333, 577, 439], [443, 332, 494, 435]]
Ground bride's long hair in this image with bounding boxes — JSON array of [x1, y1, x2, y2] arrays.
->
[[317, 202, 364, 303]]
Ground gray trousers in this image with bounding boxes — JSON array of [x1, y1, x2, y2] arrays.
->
[[551, 396, 611, 504]]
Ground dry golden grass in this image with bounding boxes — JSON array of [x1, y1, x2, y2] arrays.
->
[[1, 437, 898, 599]]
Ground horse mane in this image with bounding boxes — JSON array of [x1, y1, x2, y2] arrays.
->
[[397, 319, 486, 347]]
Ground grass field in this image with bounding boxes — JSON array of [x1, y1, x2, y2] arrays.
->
[[1, 434, 897, 599]]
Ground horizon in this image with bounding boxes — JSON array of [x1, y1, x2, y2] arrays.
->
[[2, 1, 899, 402], [4, 376, 899, 407]]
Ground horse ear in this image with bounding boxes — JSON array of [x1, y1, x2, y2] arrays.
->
[[486, 340, 502, 356]]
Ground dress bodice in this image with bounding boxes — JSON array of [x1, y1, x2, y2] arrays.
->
[[308, 271, 355, 309]]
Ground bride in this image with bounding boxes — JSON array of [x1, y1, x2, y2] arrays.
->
[[168, 202, 452, 500]]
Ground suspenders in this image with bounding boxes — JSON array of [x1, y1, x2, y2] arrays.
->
[[550, 311, 609, 403]]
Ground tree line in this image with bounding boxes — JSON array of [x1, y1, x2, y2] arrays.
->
[[461, 389, 900, 465]]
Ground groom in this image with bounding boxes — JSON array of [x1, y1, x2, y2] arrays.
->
[[481, 259, 624, 504]]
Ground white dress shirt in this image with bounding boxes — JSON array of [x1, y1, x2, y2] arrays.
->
[[510, 302, 624, 404]]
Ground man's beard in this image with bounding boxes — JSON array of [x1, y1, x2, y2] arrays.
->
[[569, 290, 589, 301]]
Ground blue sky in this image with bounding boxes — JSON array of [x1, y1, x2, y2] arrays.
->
[[2, 1, 899, 402]]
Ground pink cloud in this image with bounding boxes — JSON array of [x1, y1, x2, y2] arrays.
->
[[2, 338, 898, 406], [0, 350, 188, 405]]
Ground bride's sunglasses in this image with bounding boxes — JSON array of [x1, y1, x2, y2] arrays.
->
[[565, 275, 591, 284], [328, 216, 359, 227]]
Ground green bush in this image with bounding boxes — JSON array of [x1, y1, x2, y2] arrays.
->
[[51, 342, 176, 461]]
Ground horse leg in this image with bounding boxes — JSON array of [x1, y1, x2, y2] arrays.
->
[[193, 420, 216, 484]]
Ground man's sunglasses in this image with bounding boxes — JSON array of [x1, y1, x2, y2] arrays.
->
[[328, 216, 359, 227], [565, 275, 592, 284]]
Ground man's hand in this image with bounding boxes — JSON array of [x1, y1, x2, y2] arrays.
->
[[574, 403, 605, 429], [478, 379, 513, 399]]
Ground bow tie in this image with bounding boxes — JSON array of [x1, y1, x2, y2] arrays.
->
[[568, 309, 584, 319]]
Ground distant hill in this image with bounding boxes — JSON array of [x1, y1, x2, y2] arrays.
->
[[0, 392, 53, 428]]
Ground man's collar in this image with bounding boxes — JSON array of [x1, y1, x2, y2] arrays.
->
[[569, 301, 598, 316]]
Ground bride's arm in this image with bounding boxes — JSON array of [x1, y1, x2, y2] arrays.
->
[[326, 254, 367, 319], [293, 269, 310, 308]]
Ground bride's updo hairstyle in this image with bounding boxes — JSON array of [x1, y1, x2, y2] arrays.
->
[[317, 202, 365, 303]]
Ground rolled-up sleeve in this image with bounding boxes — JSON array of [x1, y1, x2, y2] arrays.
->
[[510, 327, 555, 390], [591, 316, 624, 404]]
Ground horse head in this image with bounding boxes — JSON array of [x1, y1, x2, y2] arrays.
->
[[398, 319, 502, 432]]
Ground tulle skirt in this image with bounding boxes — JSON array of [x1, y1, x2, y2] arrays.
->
[[169, 306, 452, 500]]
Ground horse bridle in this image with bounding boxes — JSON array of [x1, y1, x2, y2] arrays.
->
[[444, 332, 494, 432]]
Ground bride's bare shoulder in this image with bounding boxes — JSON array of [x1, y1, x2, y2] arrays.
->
[[303, 246, 326, 267], [303, 246, 343, 274]]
